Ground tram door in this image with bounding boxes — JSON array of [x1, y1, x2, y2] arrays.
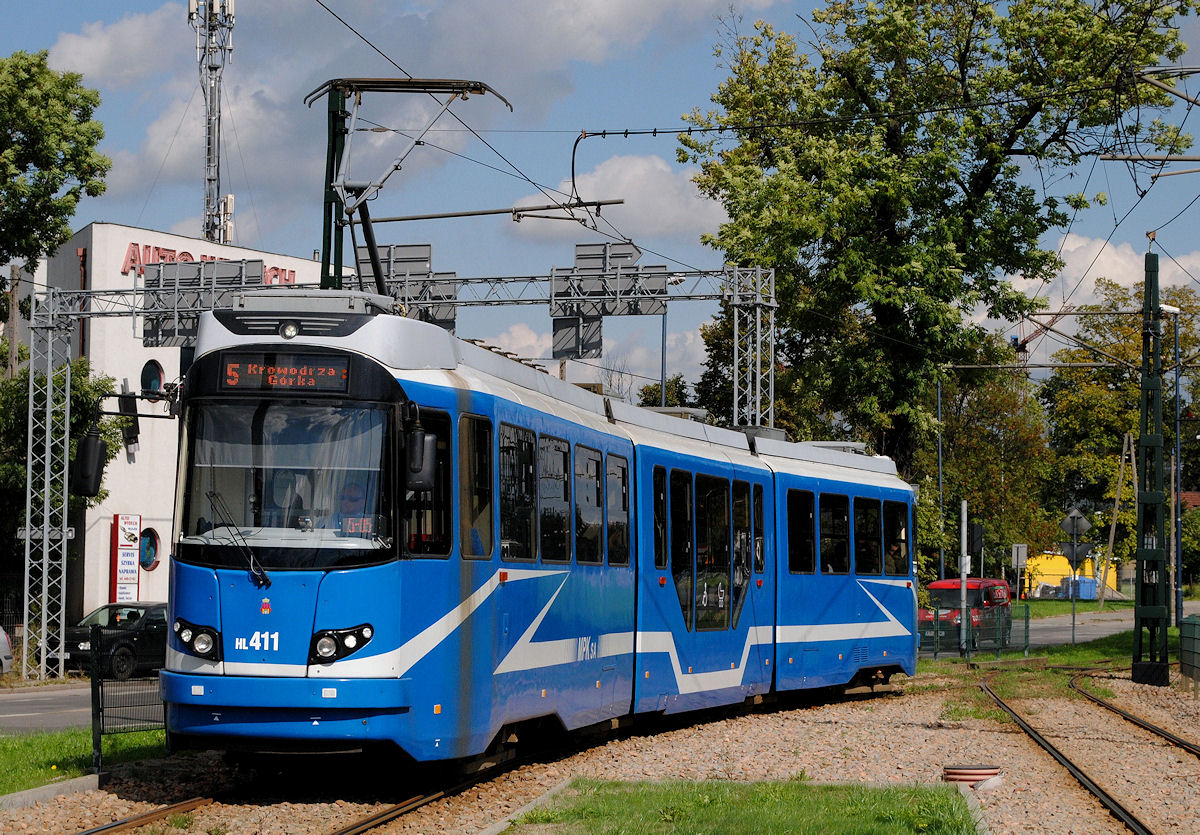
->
[[635, 462, 772, 714]]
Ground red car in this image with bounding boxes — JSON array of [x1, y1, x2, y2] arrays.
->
[[920, 578, 1012, 649]]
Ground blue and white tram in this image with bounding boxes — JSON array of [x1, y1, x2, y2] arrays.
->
[[162, 289, 915, 760]]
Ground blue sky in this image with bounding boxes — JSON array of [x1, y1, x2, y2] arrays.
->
[[6, 1, 1200, 388]]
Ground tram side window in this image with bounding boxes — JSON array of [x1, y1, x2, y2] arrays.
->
[[787, 489, 815, 574], [498, 423, 536, 562], [653, 466, 667, 570], [819, 494, 850, 574], [405, 410, 452, 556], [607, 455, 630, 566], [539, 436, 571, 563], [575, 446, 602, 564], [669, 469, 694, 630], [458, 416, 494, 558], [731, 481, 751, 626], [695, 475, 731, 631], [854, 497, 882, 575], [753, 483, 765, 573], [884, 500, 911, 575]]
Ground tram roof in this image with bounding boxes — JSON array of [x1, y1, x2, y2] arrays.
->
[[197, 289, 903, 479]]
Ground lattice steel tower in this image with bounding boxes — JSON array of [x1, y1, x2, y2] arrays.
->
[[189, 0, 235, 243]]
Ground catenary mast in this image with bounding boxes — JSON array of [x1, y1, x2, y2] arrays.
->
[[188, 0, 235, 243]]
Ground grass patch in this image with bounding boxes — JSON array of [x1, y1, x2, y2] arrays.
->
[[1022, 599, 1135, 619], [915, 624, 1181, 708], [0, 727, 165, 795], [508, 778, 975, 834]]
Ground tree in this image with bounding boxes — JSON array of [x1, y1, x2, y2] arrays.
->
[[914, 344, 1058, 580], [638, 373, 695, 409], [1181, 506, 1200, 589], [680, 2, 1193, 478], [1040, 278, 1200, 564], [0, 355, 123, 593], [0, 50, 110, 274]]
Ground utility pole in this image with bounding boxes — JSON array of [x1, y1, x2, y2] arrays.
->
[[6, 264, 18, 378], [188, 0, 235, 244]]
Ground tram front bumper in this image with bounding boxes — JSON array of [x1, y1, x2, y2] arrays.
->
[[161, 670, 411, 742]]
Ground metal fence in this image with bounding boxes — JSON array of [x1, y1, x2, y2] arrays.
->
[[89, 624, 164, 773], [919, 604, 1030, 660]]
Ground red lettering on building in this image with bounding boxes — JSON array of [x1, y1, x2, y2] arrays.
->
[[119, 240, 295, 281]]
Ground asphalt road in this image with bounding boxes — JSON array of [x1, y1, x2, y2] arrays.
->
[[4, 601, 1199, 733], [0, 683, 93, 734]]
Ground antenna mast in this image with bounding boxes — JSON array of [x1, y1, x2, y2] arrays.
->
[[188, 0, 235, 243]]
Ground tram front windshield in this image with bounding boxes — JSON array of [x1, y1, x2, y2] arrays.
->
[[178, 400, 391, 569]]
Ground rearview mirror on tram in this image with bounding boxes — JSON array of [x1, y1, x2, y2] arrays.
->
[[407, 430, 437, 492]]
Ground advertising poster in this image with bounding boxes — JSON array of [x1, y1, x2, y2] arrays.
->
[[111, 514, 141, 602]]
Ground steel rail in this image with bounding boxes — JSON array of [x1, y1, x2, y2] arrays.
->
[[74, 796, 213, 835], [978, 679, 1154, 835], [1070, 670, 1200, 758], [326, 792, 440, 835]]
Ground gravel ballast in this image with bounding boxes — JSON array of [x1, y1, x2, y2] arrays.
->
[[4, 670, 1200, 834]]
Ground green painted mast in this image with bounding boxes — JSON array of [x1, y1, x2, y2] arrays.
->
[[319, 87, 347, 290], [1133, 251, 1171, 686]]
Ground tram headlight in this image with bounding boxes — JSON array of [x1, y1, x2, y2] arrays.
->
[[193, 632, 214, 655], [309, 623, 374, 664], [174, 617, 222, 662], [279, 320, 300, 339]]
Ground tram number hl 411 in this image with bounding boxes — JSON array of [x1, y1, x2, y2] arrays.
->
[[235, 631, 280, 652]]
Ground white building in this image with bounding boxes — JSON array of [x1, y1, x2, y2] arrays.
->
[[17, 222, 322, 620]]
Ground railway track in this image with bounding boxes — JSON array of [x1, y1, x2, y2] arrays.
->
[[69, 744, 542, 835], [1069, 670, 1200, 759], [75, 796, 213, 835], [68, 783, 456, 835], [980, 669, 1200, 835]]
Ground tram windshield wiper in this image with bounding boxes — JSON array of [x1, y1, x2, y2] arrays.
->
[[206, 490, 272, 588]]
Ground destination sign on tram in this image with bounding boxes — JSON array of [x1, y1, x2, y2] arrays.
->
[[221, 353, 350, 392]]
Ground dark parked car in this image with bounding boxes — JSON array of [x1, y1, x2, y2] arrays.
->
[[54, 602, 168, 680]]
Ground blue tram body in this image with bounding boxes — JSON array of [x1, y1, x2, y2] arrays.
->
[[162, 290, 916, 760]]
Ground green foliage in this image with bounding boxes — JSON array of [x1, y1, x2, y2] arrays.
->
[[914, 341, 1057, 576], [0, 50, 110, 272], [681, 1, 1195, 477], [1040, 279, 1200, 566], [0, 357, 122, 584], [1181, 507, 1200, 586], [638, 373, 695, 409]]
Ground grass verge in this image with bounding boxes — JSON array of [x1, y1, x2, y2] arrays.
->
[[1021, 599, 1135, 619], [918, 624, 1184, 718], [0, 727, 165, 796], [507, 778, 976, 834]]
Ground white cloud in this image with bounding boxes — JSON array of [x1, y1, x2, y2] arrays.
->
[[511, 154, 725, 243], [41, 0, 784, 252], [488, 321, 552, 360], [49, 4, 189, 89], [1051, 233, 1200, 306]]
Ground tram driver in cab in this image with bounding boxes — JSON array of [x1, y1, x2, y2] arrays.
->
[[319, 481, 371, 536]]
